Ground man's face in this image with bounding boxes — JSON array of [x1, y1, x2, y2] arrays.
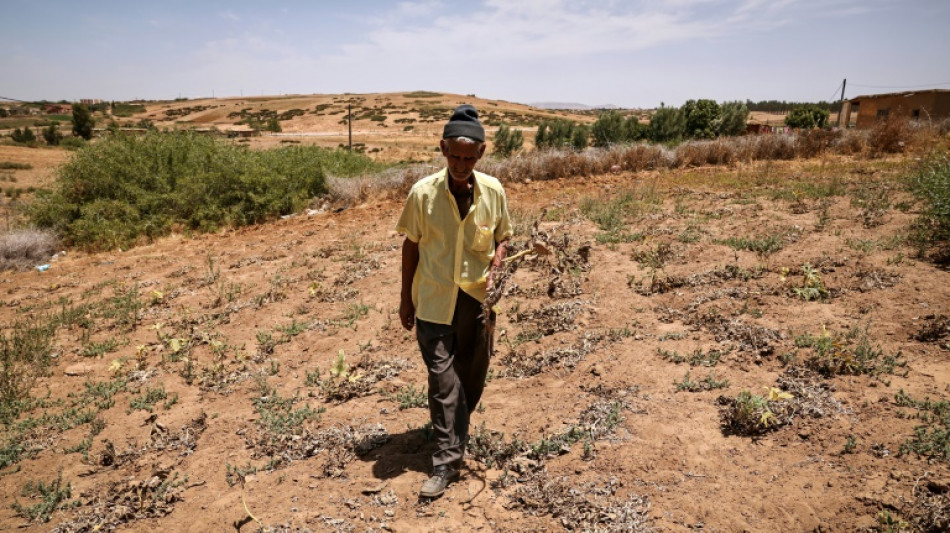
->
[[440, 138, 486, 182]]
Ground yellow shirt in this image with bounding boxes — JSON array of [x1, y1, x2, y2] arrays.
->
[[396, 169, 512, 325]]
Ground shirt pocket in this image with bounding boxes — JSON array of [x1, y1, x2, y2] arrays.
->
[[470, 223, 493, 252]]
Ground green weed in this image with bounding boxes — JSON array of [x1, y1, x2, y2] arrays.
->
[[128, 385, 168, 413], [12, 472, 77, 523]]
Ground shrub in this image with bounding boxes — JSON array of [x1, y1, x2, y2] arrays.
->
[[785, 105, 829, 129], [623, 115, 649, 141], [907, 151, 950, 263], [648, 104, 685, 143], [683, 99, 720, 139], [536, 118, 587, 150], [591, 110, 625, 147], [42, 124, 63, 146], [59, 136, 86, 150], [28, 131, 339, 250], [493, 124, 523, 156], [795, 129, 839, 158], [716, 101, 750, 137], [0, 228, 59, 271], [11, 127, 36, 144], [868, 117, 912, 155]]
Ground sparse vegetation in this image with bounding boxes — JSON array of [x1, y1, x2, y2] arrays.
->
[[28, 131, 343, 250], [0, 93, 947, 531], [907, 150, 950, 263]]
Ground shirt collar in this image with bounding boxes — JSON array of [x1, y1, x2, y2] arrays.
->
[[440, 168, 482, 201]]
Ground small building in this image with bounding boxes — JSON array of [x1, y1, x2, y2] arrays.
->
[[44, 104, 73, 114], [839, 89, 950, 128]]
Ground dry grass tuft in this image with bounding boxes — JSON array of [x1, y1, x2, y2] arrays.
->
[[0, 228, 59, 271]]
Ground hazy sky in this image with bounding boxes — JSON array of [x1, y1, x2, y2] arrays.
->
[[2, 0, 949, 108]]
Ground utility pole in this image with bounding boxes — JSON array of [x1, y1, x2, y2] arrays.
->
[[348, 104, 352, 151], [838, 78, 848, 128]]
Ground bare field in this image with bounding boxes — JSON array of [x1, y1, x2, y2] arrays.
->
[[1, 147, 948, 531]]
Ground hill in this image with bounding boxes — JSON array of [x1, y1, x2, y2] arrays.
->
[[123, 92, 597, 162]]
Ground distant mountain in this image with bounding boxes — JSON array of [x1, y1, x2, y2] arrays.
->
[[531, 102, 620, 110]]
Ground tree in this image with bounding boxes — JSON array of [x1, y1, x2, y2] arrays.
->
[[43, 124, 63, 146], [265, 118, 282, 133], [716, 101, 749, 137], [591, 110, 625, 147], [648, 104, 685, 143], [0, 108, 8, 118], [493, 124, 523, 157], [683, 99, 720, 139], [72, 103, 95, 140], [535, 118, 580, 149], [785, 105, 830, 129]]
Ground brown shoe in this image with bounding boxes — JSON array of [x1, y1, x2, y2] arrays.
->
[[419, 465, 460, 498]]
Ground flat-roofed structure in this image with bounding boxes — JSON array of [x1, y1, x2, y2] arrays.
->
[[839, 89, 950, 128]]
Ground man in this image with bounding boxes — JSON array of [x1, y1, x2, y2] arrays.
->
[[396, 104, 512, 498]]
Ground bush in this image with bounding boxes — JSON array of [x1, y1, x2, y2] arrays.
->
[[0, 228, 59, 271], [795, 129, 839, 158], [28, 131, 346, 250], [623, 116, 648, 141], [59, 136, 86, 150], [42, 124, 63, 146], [716, 101, 749, 137], [493, 124, 523, 157], [648, 105, 685, 143], [907, 151, 950, 263], [11, 127, 36, 144], [536, 118, 587, 150], [683, 99, 720, 139], [868, 117, 912, 155], [785, 105, 829, 129], [591, 111, 625, 147]]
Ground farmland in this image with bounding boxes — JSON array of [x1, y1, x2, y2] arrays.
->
[[0, 92, 948, 532]]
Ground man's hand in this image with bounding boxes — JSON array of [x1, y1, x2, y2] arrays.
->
[[487, 239, 508, 291], [399, 238, 420, 331], [399, 297, 415, 331]]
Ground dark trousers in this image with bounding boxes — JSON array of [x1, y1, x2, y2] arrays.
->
[[415, 290, 494, 469]]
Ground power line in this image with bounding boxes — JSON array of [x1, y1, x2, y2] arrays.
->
[[828, 81, 843, 102], [850, 82, 950, 90]]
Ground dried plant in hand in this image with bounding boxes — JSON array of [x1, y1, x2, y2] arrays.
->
[[482, 212, 591, 322]]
